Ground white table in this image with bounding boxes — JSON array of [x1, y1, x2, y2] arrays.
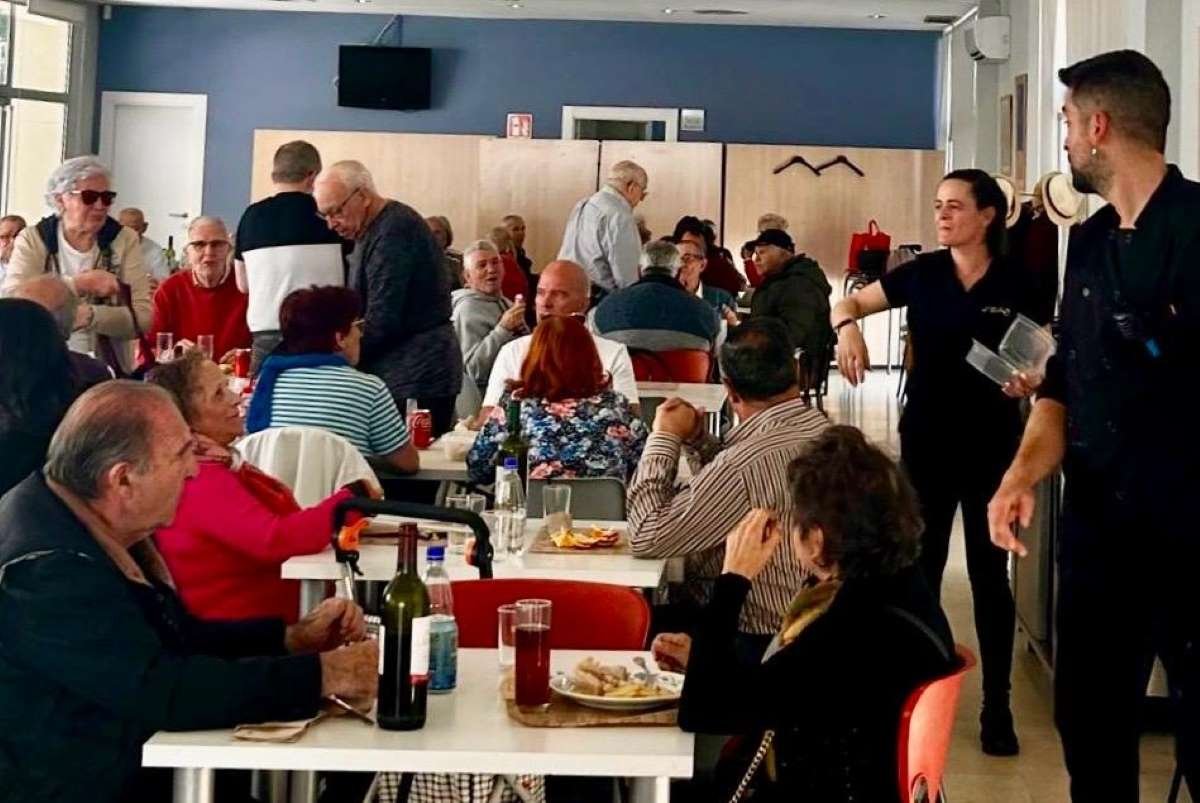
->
[[636, 382, 729, 436], [285, 517, 668, 611], [144, 649, 694, 803], [370, 437, 471, 484]]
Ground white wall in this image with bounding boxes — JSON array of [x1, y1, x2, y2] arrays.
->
[[943, 0, 1199, 183]]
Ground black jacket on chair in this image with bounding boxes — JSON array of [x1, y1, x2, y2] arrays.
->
[[679, 566, 955, 803], [0, 474, 322, 803]]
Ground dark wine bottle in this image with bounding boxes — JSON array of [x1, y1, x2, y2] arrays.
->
[[378, 523, 432, 731], [495, 398, 529, 481]]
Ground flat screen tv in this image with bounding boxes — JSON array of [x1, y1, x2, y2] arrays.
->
[[338, 46, 432, 111]]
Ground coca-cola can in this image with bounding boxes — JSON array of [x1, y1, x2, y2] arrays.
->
[[407, 409, 433, 448], [233, 349, 251, 379]]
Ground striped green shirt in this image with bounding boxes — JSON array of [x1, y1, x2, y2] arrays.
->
[[268, 364, 408, 456]]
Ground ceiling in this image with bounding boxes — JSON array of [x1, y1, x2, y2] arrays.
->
[[107, 0, 977, 30]]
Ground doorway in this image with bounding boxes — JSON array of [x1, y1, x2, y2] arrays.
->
[[561, 105, 679, 142], [98, 90, 206, 249]]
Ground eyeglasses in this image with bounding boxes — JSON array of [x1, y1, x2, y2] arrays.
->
[[680, 254, 706, 264], [68, 190, 118, 207], [318, 187, 361, 221], [188, 239, 230, 251]]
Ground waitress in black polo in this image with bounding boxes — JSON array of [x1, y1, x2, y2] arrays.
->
[[830, 169, 1044, 757]]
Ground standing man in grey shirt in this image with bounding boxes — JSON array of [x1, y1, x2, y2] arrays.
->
[[559, 160, 648, 306], [314, 160, 463, 436]]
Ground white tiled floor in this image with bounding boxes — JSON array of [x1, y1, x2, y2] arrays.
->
[[824, 371, 1191, 803]]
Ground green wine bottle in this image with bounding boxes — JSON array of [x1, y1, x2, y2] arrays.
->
[[496, 398, 529, 481], [378, 523, 432, 731], [163, 236, 177, 273]]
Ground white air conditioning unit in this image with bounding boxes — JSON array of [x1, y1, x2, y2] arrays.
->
[[965, 15, 1011, 63]]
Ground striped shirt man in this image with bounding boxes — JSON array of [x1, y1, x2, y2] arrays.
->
[[628, 397, 828, 635], [268, 364, 409, 456]]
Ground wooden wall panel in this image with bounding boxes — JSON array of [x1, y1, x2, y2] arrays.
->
[[251, 130, 485, 248], [477, 138, 601, 275], [600, 141, 724, 244], [724, 144, 944, 364]]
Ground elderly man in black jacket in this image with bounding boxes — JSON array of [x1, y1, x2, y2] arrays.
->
[[314, 160, 463, 436], [0, 380, 377, 803]]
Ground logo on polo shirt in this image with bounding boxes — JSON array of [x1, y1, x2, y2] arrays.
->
[[981, 306, 1013, 317]]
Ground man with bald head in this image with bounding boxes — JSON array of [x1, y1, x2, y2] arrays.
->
[[559, 160, 648, 305], [314, 160, 462, 434], [4, 274, 112, 389], [146, 215, 250, 363], [0, 381, 377, 801], [118, 207, 170, 285], [479, 259, 639, 419]]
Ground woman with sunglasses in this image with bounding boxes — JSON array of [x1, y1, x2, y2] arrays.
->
[[0, 155, 151, 376]]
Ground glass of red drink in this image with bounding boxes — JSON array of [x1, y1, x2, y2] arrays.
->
[[514, 598, 552, 709], [233, 349, 251, 379]]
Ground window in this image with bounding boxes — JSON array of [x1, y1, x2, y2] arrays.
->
[[0, 1, 71, 222]]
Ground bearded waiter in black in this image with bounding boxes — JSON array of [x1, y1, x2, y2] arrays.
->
[[989, 50, 1200, 801]]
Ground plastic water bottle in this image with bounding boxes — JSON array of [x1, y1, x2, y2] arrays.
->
[[424, 546, 458, 694], [494, 457, 527, 558]]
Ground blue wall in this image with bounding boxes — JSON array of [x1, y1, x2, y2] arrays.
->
[[96, 8, 941, 225]]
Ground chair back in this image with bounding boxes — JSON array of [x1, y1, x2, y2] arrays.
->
[[630, 349, 712, 383], [526, 477, 626, 520], [237, 426, 379, 507], [450, 578, 650, 650], [897, 645, 977, 803]]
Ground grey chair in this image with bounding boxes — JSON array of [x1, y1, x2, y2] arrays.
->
[[526, 477, 627, 520]]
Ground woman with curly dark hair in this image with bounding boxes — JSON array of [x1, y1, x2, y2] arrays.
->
[[0, 298, 78, 496], [661, 425, 956, 803]]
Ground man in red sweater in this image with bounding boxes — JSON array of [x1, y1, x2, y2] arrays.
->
[[147, 215, 250, 361]]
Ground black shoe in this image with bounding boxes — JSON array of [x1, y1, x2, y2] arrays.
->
[[980, 704, 1020, 756]]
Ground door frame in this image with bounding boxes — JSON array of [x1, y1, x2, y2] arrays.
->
[[561, 105, 679, 142], [98, 90, 207, 224]]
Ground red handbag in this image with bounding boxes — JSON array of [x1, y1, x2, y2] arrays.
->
[[848, 219, 892, 273]]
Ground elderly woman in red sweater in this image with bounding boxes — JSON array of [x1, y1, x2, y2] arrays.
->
[[148, 349, 369, 622]]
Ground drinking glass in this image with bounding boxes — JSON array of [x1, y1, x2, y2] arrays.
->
[[446, 493, 486, 555], [514, 599, 552, 709], [543, 485, 573, 534], [497, 603, 518, 668], [155, 332, 174, 363], [197, 334, 215, 360], [481, 511, 505, 563]]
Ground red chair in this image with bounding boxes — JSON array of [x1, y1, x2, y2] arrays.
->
[[897, 645, 977, 803], [449, 578, 650, 650], [629, 349, 712, 383]]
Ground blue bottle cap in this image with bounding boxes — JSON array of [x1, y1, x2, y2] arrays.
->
[[427, 545, 445, 561], [503, 457, 519, 470]]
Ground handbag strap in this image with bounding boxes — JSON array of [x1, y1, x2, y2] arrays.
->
[[94, 281, 153, 378], [728, 729, 775, 803], [867, 220, 880, 235]]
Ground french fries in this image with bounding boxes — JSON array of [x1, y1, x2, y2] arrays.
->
[[570, 657, 667, 698], [550, 526, 621, 550]]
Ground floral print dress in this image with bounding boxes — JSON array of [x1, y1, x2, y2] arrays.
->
[[467, 389, 648, 485]]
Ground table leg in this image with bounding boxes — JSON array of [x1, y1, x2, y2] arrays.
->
[[299, 579, 325, 616], [628, 776, 671, 803], [289, 771, 317, 803], [173, 768, 215, 803]]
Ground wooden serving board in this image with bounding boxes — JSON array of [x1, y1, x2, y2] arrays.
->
[[526, 526, 631, 555], [501, 674, 677, 728]]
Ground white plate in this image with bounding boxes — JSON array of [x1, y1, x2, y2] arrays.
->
[[550, 671, 684, 711]]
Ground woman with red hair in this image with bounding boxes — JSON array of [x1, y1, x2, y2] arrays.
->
[[466, 315, 647, 484]]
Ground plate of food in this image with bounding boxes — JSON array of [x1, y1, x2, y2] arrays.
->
[[548, 526, 622, 550], [550, 657, 683, 711]]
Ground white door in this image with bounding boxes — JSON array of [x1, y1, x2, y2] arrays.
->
[[98, 91, 206, 250]]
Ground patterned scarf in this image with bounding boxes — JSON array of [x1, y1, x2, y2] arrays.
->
[[192, 431, 301, 516], [761, 579, 843, 663]]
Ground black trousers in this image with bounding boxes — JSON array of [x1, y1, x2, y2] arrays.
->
[[901, 429, 1016, 703], [1054, 469, 1198, 801]]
